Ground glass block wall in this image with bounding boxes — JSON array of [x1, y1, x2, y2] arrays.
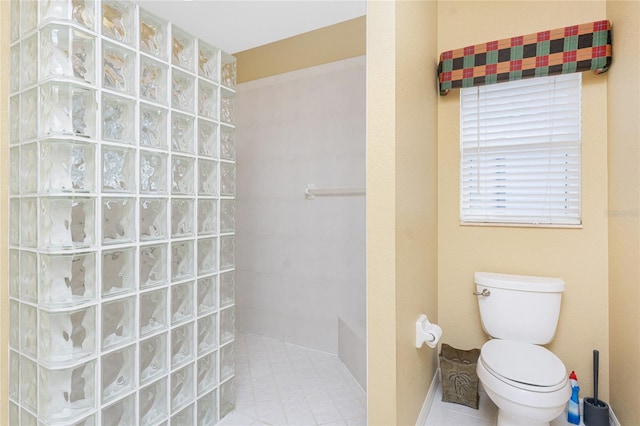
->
[[8, 1, 237, 424]]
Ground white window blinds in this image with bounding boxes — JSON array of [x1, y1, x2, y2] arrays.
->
[[460, 73, 582, 226]]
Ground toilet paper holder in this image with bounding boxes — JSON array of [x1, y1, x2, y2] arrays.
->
[[416, 314, 443, 349]]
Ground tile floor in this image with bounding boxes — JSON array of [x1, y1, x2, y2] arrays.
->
[[425, 381, 587, 426], [218, 333, 367, 426]]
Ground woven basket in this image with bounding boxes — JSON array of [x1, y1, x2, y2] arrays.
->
[[439, 343, 481, 409]]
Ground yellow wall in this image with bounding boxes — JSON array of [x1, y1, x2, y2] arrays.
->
[[234, 16, 366, 83], [606, 1, 640, 424], [0, 1, 9, 424], [438, 0, 610, 402]]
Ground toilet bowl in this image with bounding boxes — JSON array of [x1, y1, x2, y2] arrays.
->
[[473, 272, 571, 426], [476, 339, 571, 426]]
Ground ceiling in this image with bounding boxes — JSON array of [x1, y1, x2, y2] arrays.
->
[[135, 0, 367, 54]]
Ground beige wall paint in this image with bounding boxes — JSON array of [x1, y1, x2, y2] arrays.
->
[[607, 1, 640, 424], [235, 16, 366, 84], [394, 1, 439, 424], [1, 1, 9, 424], [438, 0, 610, 402]]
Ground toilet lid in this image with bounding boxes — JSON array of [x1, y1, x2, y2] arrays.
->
[[481, 340, 567, 388]]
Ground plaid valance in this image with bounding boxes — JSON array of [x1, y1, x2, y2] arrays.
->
[[438, 20, 612, 95]]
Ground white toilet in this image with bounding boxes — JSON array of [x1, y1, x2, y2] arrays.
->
[[474, 272, 571, 426]]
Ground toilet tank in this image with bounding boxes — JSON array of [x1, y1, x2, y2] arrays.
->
[[475, 272, 565, 345]]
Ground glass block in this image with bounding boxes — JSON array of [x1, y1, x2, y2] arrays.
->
[[140, 288, 168, 337], [21, 197, 38, 247], [39, 82, 96, 138], [21, 409, 37, 426], [220, 272, 235, 309], [10, 44, 19, 92], [140, 198, 167, 240], [140, 244, 168, 289], [197, 276, 217, 315], [102, 344, 135, 403], [198, 119, 217, 158], [9, 250, 19, 298], [171, 322, 194, 368], [39, 306, 96, 365], [70, 413, 96, 426], [220, 307, 235, 345], [220, 235, 235, 270], [102, 247, 135, 297], [9, 96, 19, 144], [21, 34, 37, 88], [10, 151, 19, 198], [220, 126, 235, 161], [40, 0, 96, 30], [220, 199, 235, 233], [102, 146, 135, 192], [20, 356, 38, 412], [197, 389, 217, 425], [9, 350, 19, 401], [220, 379, 235, 418], [220, 162, 235, 196], [21, 303, 37, 356], [221, 88, 235, 125], [139, 377, 168, 426], [39, 361, 95, 421], [102, 41, 136, 95], [172, 403, 194, 426], [198, 80, 217, 119], [140, 104, 168, 149], [172, 26, 194, 71], [171, 69, 195, 112], [140, 333, 168, 385], [102, 198, 135, 244], [140, 9, 168, 60], [169, 199, 193, 238], [141, 152, 168, 195], [40, 139, 96, 193], [102, 1, 135, 47], [20, 143, 37, 194], [40, 252, 96, 307], [40, 25, 96, 83], [171, 240, 195, 282], [197, 199, 217, 236], [10, 300, 19, 349], [141, 56, 168, 105], [102, 94, 135, 144], [171, 281, 194, 325], [197, 237, 217, 274], [220, 342, 234, 381], [20, 250, 38, 302], [171, 112, 195, 153], [197, 352, 216, 396], [198, 40, 218, 81], [40, 197, 95, 249], [171, 365, 195, 413], [197, 313, 216, 355], [102, 296, 135, 350], [171, 156, 195, 195], [221, 52, 237, 88], [9, 199, 19, 245], [9, 401, 18, 426], [102, 394, 135, 426], [10, 0, 19, 42], [21, 88, 38, 141], [198, 159, 218, 196]]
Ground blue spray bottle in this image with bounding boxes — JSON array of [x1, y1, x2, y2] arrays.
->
[[568, 370, 580, 425]]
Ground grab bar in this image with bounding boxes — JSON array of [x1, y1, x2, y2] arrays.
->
[[304, 184, 366, 200]]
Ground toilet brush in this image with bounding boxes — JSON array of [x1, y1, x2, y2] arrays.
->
[[583, 349, 609, 426]]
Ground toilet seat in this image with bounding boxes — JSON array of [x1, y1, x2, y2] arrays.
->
[[480, 339, 568, 393]]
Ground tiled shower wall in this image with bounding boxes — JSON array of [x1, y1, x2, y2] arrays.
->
[[8, 1, 236, 424]]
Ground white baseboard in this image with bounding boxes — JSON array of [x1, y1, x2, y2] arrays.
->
[[415, 368, 440, 426], [609, 405, 621, 426]]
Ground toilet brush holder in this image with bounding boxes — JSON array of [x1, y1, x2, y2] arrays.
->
[[584, 349, 609, 426]]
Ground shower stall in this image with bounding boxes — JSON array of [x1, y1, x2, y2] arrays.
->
[[8, 0, 236, 424]]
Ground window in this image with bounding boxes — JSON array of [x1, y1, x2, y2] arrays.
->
[[460, 73, 582, 226]]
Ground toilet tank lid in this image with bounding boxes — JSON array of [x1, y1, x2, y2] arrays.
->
[[475, 272, 565, 292]]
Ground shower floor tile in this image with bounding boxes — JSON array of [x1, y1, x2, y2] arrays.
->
[[219, 332, 366, 426]]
